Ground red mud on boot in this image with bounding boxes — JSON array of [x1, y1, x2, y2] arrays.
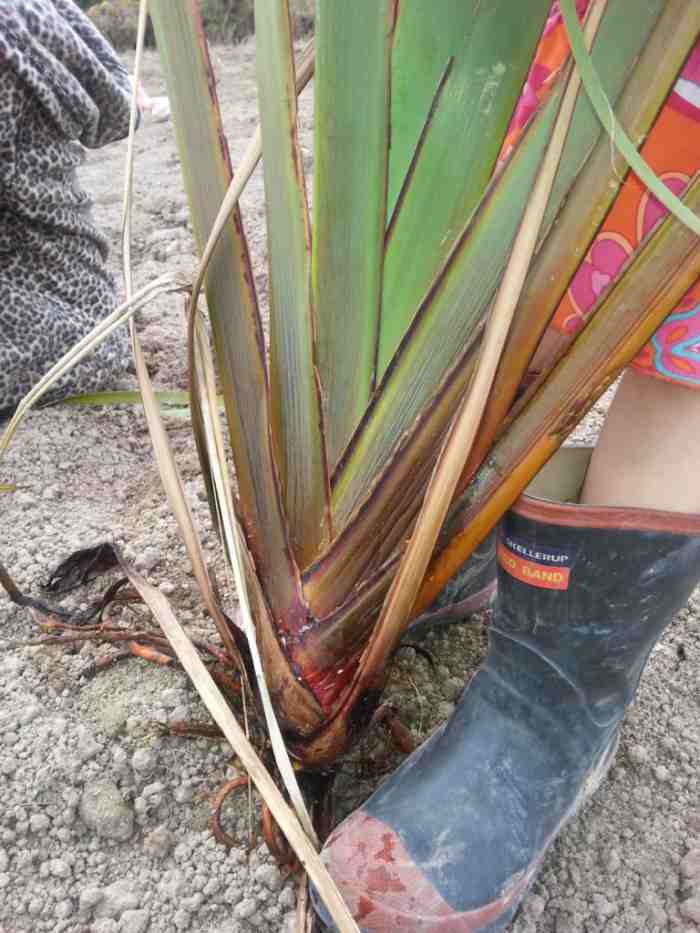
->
[[321, 812, 535, 932]]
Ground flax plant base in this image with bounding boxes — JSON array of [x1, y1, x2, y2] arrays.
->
[[0, 44, 698, 933]]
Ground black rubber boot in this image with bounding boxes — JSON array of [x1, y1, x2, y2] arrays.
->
[[315, 447, 700, 932]]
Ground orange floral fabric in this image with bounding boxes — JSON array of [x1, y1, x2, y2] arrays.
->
[[505, 3, 700, 388]]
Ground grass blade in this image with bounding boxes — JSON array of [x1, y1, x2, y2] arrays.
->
[[560, 0, 700, 235], [540, 0, 667, 236], [255, 0, 330, 567], [61, 389, 194, 408], [312, 0, 394, 466]]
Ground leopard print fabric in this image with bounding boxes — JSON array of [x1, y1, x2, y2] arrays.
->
[[0, 0, 133, 412]]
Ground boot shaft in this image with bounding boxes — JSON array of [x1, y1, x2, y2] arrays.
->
[[493, 448, 700, 727]]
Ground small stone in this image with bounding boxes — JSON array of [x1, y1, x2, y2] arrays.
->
[[79, 886, 104, 914], [159, 580, 176, 596], [523, 894, 546, 920], [134, 796, 149, 816], [135, 548, 160, 572], [234, 897, 257, 921], [112, 747, 129, 772], [95, 880, 141, 919], [628, 744, 649, 766], [160, 688, 183, 708], [174, 784, 194, 804], [646, 906, 668, 927], [50, 858, 72, 879], [436, 701, 455, 721], [100, 705, 128, 738], [55, 899, 74, 919], [160, 869, 186, 901], [79, 781, 134, 841], [604, 848, 621, 872], [144, 825, 173, 859], [680, 896, 700, 923], [132, 748, 157, 775], [654, 765, 670, 782], [142, 781, 165, 801], [93, 921, 120, 933], [279, 886, 296, 910], [52, 716, 68, 736], [146, 194, 169, 215], [16, 492, 35, 509], [77, 726, 101, 762], [0, 756, 17, 775], [18, 703, 40, 725], [443, 677, 465, 701], [203, 878, 220, 897], [29, 813, 50, 833], [27, 898, 43, 916], [0, 850, 7, 872], [173, 908, 191, 931], [120, 908, 150, 933], [592, 894, 616, 919], [255, 863, 283, 892]]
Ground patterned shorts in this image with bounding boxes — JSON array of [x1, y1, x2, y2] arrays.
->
[[505, 2, 700, 389]]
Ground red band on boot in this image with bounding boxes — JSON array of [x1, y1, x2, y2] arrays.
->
[[498, 537, 571, 590]]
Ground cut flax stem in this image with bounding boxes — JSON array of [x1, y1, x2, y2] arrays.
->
[[362, 0, 608, 665]]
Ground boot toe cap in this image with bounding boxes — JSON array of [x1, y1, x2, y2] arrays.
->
[[315, 810, 527, 932]]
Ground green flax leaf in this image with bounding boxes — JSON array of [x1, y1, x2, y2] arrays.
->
[[312, 0, 394, 467], [149, 0, 306, 631], [376, 0, 551, 378], [255, 0, 331, 568]]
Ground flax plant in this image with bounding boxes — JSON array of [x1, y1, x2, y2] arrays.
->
[[2, 1, 700, 903], [143, 0, 699, 766]]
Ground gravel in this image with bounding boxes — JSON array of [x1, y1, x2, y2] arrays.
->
[[1, 40, 699, 933]]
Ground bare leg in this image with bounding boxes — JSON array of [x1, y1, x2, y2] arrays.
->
[[581, 368, 700, 513]]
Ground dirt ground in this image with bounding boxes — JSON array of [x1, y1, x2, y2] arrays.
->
[[1, 41, 699, 933]]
